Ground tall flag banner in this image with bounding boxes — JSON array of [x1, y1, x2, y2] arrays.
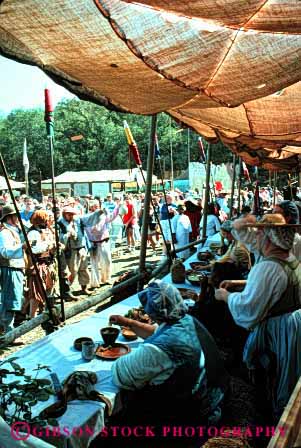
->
[[242, 161, 251, 182], [44, 88, 54, 137], [154, 133, 161, 160], [23, 138, 29, 175], [235, 160, 241, 178], [198, 137, 206, 163], [44, 87, 66, 322], [123, 120, 142, 166]]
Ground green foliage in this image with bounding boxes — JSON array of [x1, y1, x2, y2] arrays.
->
[[0, 359, 57, 426], [0, 99, 232, 182]]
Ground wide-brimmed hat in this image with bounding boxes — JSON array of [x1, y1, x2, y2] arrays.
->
[[277, 200, 299, 225], [0, 205, 17, 221], [62, 206, 77, 215], [259, 214, 297, 250]]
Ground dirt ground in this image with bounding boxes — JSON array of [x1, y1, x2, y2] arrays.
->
[[0, 242, 162, 359]]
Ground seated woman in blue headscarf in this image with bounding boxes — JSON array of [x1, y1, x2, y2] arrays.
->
[[109, 280, 229, 429]]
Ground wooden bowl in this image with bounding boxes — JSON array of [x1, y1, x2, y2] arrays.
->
[[73, 337, 93, 351], [100, 327, 120, 347], [197, 251, 213, 261], [121, 327, 138, 341]]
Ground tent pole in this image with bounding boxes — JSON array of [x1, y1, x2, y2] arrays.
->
[[169, 117, 174, 191], [229, 154, 237, 218], [138, 114, 157, 290], [201, 143, 212, 241], [237, 158, 242, 214], [273, 171, 277, 206]]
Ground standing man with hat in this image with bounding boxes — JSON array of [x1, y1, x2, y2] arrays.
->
[[0, 205, 26, 334]]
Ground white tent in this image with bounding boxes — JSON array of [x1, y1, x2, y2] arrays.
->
[[0, 176, 25, 190]]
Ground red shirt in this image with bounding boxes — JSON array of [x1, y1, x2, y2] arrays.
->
[[122, 202, 136, 226]]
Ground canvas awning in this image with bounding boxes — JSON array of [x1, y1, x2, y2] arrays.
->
[[1, 0, 301, 170]]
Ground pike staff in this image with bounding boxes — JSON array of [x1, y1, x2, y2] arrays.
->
[[0, 153, 57, 331], [44, 89, 65, 322], [123, 121, 175, 261], [153, 132, 176, 258]]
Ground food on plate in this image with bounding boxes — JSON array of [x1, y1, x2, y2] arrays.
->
[[124, 306, 152, 324], [96, 343, 130, 359], [189, 262, 209, 271], [177, 288, 199, 301]]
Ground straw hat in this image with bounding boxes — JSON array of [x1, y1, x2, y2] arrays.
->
[[259, 214, 296, 250]]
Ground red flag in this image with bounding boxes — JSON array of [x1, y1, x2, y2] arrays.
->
[[124, 121, 142, 166]]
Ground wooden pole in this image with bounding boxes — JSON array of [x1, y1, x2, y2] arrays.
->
[[45, 88, 66, 322], [237, 158, 242, 214], [138, 115, 157, 289], [273, 171, 277, 206], [0, 232, 206, 347], [201, 143, 212, 241], [0, 153, 57, 327], [25, 171, 29, 196], [229, 154, 237, 218], [187, 128, 190, 188], [169, 117, 174, 191], [0, 272, 145, 347]]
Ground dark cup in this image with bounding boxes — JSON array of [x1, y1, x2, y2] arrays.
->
[[101, 327, 120, 347]]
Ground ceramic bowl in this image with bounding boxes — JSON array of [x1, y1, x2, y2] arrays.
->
[[73, 337, 94, 351], [100, 327, 120, 347]]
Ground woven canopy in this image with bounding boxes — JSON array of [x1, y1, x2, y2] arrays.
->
[[1, 0, 301, 170]]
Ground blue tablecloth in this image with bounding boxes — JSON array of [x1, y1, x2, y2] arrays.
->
[[0, 252, 205, 448]]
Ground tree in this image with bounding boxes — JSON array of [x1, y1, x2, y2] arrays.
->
[[0, 98, 233, 183]]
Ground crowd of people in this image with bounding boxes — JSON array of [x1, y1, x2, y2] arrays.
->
[[0, 189, 202, 334], [0, 187, 300, 334], [0, 185, 301, 443]]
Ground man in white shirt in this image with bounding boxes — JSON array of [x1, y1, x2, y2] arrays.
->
[[0, 206, 26, 333]]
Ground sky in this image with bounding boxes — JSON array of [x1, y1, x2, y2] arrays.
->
[[0, 56, 75, 115]]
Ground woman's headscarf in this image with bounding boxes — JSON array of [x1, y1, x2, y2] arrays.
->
[[138, 280, 186, 323], [260, 213, 296, 250]]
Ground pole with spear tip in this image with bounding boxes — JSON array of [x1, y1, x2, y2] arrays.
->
[[44, 88, 65, 322], [123, 120, 175, 262], [0, 153, 58, 339], [153, 131, 176, 259]]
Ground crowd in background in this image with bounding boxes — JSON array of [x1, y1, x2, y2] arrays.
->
[[0, 185, 300, 334]]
